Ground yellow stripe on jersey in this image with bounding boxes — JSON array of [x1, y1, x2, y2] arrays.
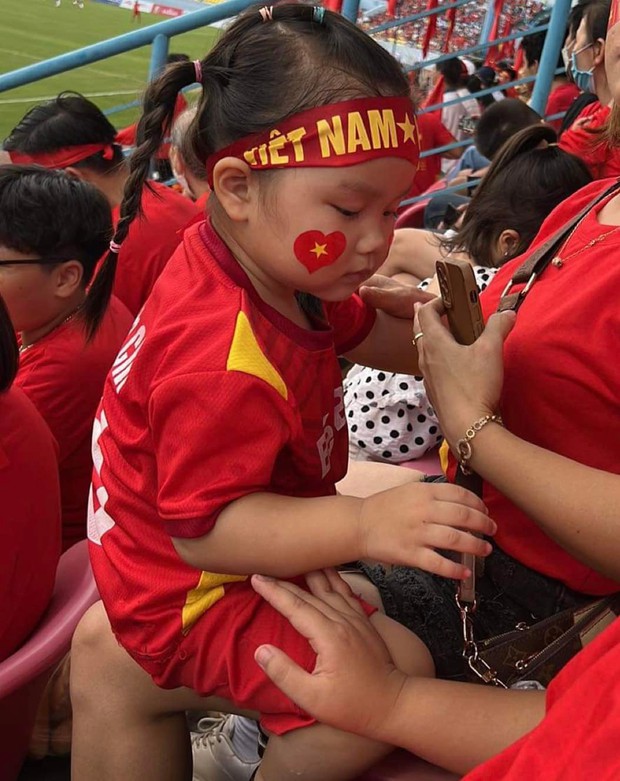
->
[[182, 571, 247, 634], [226, 311, 288, 400]]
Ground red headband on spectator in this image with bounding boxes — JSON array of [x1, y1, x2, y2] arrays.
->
[[610, 0, 620, 30], [206, 96, 420, 185], [8, 143, 115, 169]]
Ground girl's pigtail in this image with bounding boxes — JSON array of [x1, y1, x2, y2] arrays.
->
[[83, 61, 199, 340], [0, 294, 18, 392]]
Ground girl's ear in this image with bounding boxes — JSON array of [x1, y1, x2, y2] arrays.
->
[[52, 260, 84, 299], [212, 158, 255, 222]]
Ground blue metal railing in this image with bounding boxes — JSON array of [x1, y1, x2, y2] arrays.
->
[[0, 0, 570, 207], [0, 0, 257, 94]]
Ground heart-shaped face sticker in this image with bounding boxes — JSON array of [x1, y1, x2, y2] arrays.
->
[[293, 230, 347, 273]]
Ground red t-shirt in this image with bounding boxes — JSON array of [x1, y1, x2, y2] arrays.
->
[[109, 182, 199, 316], [544, 82, 580, 131], [465, 615, 620, 780], [559, 102, 620, 180], [407, 113, 456, 198], [448, 178, 620, 594], [16, 297, 133, 551], [0, 387, 60, 661], [89, 220, 376, 662]]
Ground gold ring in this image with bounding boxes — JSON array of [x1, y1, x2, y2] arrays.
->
[[413, 331, 424, 344]]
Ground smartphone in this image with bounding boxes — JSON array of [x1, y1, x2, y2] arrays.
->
[[435, 259, 484, 602], [435, 259, 484, 346]]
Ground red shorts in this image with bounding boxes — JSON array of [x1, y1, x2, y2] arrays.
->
[[128, 578, 376, 736]]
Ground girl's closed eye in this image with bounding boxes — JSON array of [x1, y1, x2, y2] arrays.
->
[[333, 205, 360, 218]]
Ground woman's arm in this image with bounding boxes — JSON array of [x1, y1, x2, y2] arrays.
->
[[377, 229, 446, 281], [252, 571, 545, 775], [416, 301, 620, 581], [344, 276, 434, 374]]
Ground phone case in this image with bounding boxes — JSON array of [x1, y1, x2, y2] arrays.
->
[[435, 259, 484, 346]]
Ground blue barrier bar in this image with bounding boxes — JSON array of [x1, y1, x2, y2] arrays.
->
[[417, 70, 564, 115], [341, 0, 361, 24], [478, 0, 496, 46], [0, 0, 257, 93], [400, 177, 483, 207], [148, 34, 170, 82], [530, 0, 571, 115]]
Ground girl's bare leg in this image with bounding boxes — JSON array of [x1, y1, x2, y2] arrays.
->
[[256, 611, 433, 781], [70, 602, 257, 781]]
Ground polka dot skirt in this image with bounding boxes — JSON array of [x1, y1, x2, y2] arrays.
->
[[344, 265, 497, 463]]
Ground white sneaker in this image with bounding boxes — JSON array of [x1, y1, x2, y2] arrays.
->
[[191, 714, 260, 781]]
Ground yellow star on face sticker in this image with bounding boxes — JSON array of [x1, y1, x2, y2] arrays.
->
[[311, 242, 328, 258], [397, 115, 418, 144]]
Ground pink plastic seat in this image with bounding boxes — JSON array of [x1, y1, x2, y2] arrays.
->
[[396, 181, 448, 230], [400, 447, 442, 476], [0, 539, 99, 780], [357, 749, 460, 780]]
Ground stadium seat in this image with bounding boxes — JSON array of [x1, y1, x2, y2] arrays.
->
[[0, 540, 98, 781], [396, 181, 448, 230], [357, 749, 460, 780]]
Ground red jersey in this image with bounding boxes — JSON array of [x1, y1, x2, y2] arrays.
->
[[408, 113, 456, 198], [110, 182, 199, 316], [448, 178, 620, 594], [0, 388, 60, 661], [544, 82, 580, 131], [89, 220, 375, 663], [16, 297, 132, 551], [559, 102, 620, 180], [465, 615, 620, 780]]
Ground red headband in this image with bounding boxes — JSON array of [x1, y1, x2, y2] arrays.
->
[[610, 0, 620, 30], [8, 143, 115, 169], [206, 96, 419, 185]]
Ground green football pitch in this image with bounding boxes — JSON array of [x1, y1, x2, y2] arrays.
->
[[0, 0, 220, 138]]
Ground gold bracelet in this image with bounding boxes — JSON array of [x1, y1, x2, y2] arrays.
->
[[456, 414, 503, 475]]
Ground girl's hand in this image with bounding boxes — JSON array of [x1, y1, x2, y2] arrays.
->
[[415, 299, 516, 447], [252, 569, 408, 741], [359, 274, 435, 320], [359, 481, 496, 579]]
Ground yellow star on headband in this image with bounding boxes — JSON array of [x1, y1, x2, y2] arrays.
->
[[397, 115, 417, 144], [311, 242, 328, 258]]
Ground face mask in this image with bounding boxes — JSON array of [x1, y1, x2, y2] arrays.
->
[[571, 44, 595, 93]]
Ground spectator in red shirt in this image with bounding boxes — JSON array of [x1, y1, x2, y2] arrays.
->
[[0, 292, 60, 662], [4, 92, 199, 317], [406, 112, 459, 199], [559, 0, 618, 178], [519, 29, 580, 129], [0, 165, 132, 550]]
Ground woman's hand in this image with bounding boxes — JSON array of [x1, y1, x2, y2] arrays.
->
[[358, 480, 496, 578], [252, 569, 408, 740], [414, 298, 516, 447], [359, 274, 435, 320]]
